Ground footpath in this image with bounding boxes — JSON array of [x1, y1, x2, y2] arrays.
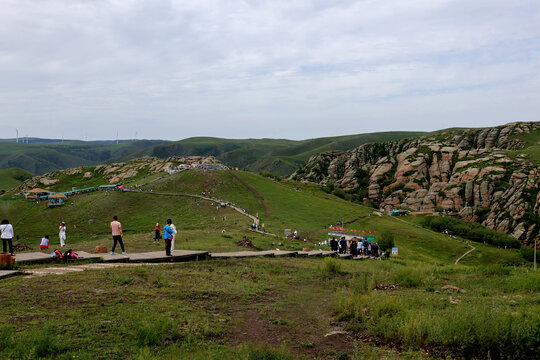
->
[[1, 249, 377, 279]]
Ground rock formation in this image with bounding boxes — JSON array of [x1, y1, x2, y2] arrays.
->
[[291, 122, 540, 245]]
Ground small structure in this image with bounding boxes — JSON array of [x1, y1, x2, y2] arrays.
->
[[47, 193, 67, 207], [390, 209, 409, 216], [25, 188, 50, 201]]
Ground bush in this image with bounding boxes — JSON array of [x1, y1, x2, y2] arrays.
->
[[323, 257, 343, 274], [421, 216, 521, 249], [520, 246, 535, 262], [378, 231, 395, 253], [333, 188, 347, 199]]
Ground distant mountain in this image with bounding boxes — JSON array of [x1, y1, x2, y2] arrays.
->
[[117, 131, 427, 176], [290, 122, 540, 245], [0, 131, 425, 176], [0, 140, 165, 174]]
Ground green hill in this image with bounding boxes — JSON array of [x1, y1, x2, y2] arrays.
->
[[0, 166, 537, 359], [0, 140, 165, 175], [0, 168, 33, 192], [1, 167, 524, 266], [121, 131, 426, 176]]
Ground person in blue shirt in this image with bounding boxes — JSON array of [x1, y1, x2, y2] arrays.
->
[[163, 219, 174, 256]]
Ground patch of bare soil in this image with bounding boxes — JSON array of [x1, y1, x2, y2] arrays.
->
[[228, 171, 273, 220], [227, 289, 355, 359]]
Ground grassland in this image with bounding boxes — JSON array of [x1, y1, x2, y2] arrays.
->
[[0, 169, 538, 359], [0, 140, 163, 175], [0, 168, 33, 192]]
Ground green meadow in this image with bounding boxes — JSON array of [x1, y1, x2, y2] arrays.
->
[[0, 169, 538, 359]]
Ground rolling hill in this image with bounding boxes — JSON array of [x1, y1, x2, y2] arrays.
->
[[0, 168, 33, 192], [117, 131, 426, 175], [0, 131, 425, 176], [0, 140, 165, 175]]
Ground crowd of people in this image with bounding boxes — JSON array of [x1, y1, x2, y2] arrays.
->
[[329, 236, 379, 257]]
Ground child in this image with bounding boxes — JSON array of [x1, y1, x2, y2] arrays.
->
[[40, 235, 50, 249], [154, 223, 161, 244]]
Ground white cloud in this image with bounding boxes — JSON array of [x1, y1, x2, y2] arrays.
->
[[0, 0, 539, 140]]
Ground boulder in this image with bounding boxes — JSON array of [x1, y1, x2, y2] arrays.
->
[[94, 246, 108, 254]]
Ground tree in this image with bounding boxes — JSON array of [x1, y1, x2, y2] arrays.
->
[[378, 231, 395, 257]]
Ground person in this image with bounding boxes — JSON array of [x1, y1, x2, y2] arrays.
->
[[359, 240, 364, 256], [0, 219, 14, 255], [170, 221, 177, 251], [372, 242, 379, 257], [40, 235, 50, 249], [110, 216, 127, 255], [163, 219, 174, 256], [339, 237, 347, 254], [363, 239, 369, 256], [350, 238, 358, 257], [154, 223, 161, 244], [330, 237, 338, 252], [59, 222, 66, 247]]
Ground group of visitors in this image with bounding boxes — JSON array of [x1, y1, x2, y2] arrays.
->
[[329, 236, 379, 257], [1, 216, 179, 258], [153, 221, 177, 254], [38, 221, 67, 250]]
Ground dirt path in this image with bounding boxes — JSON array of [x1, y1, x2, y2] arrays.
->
[[455, 243, 476, 264], [228, 170, 273, 220]]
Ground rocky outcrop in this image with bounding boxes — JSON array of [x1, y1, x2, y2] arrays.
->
[[14, 156, 226, 192], [290, 122, 540, 245]]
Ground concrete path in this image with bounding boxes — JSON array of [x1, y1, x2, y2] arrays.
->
[[0, 270, 22, 279], [15, 250, 209, 265], [210, 250, 299, 259]]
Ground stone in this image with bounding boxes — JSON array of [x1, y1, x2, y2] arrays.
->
[[94, 246, 108, 254]]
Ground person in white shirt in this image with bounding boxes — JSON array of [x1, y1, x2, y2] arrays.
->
[[0, 219, 14, 255], [59, 222, 66, 247], [170, 222, 178, 251]]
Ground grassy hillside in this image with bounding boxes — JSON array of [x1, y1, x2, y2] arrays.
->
[[0, 168, 33, 192], [0, 140, 164, 175], [122, 132, 426, 176], [0, 168, 537, 359]]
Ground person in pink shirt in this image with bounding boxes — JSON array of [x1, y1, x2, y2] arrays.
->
[[110, 215, 127, 255]]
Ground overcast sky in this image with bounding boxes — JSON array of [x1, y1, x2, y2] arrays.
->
[[1, 0, 539, 141]]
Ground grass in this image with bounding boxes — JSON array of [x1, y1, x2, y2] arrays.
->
[[0, 168, 33, 192], [1, 167, 538, 358], [0, 256, 538, 359]]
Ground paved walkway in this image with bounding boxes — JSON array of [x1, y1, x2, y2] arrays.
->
[[2, 248, 382, 279]]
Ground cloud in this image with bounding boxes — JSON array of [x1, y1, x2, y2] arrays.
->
[[0, 0, 539, 140]]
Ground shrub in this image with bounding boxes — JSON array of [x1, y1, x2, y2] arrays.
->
[[333, 188, 347, 199], [391, 268, 423, 287], [378, 231, 395, 253], [323, 257, 343, 274], [421, 216, 521, 249], [520, 246, 535, 262]]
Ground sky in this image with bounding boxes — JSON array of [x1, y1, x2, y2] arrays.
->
[[1, 0, 539, 141]]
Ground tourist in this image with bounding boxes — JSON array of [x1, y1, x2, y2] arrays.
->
[[154, 223, 161, 244], [359, 240, 364, 256], [163, 219, 173, 256], [110, 216, 127, 255], [59, 221, 66, 247], [40, 235, 50, 249], [170, 221, 177, 251], [339, 237, 347, 254], [350, 238, 358, 257], [0, 219, 14, 255], [330, 237, 338, 252], [363, 239, 369, 256], [372, 242, 379, 257]]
